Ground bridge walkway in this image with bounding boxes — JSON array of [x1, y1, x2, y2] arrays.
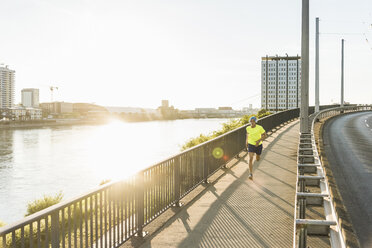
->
[[121, 120, 326, 248]]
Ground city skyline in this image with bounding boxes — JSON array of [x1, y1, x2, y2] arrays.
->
[[1, 0, 372, 109]]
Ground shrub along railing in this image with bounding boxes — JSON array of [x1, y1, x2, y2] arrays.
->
[[0, 107, 311, 248]]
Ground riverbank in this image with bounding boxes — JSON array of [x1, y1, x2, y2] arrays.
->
[[0, 119, 109, 129], [0, 116, 239, 130]]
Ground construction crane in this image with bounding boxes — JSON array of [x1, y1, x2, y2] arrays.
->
[[49, 86, 59, 102]]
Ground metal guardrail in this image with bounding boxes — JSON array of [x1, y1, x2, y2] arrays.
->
[[0, 108, 300, 248], [293, 104, 372, 248]]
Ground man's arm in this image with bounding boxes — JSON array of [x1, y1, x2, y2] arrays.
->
[[255, 132, 267, 146], [261, 132, 267, 142]]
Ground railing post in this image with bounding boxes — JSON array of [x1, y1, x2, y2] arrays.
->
[[51, 212, 60, 248], [136, 172, 145, 237], [174, 156, 181, 207], [203, 145, 209, 184]]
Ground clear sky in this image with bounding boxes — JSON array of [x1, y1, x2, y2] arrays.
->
[[1, 0, 371, 109]]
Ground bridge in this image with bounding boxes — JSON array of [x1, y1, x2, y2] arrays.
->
[[1, 105, 371, 248]]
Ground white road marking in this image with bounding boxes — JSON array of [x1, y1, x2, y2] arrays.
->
[[367, 124, 370, 128]]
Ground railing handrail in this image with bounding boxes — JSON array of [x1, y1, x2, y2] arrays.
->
[[311, 105, 366, 129]]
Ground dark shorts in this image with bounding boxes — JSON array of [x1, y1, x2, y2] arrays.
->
[[248, 144, 263, 155]]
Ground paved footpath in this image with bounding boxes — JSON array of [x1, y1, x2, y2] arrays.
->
[[128, 121, 300, 248]]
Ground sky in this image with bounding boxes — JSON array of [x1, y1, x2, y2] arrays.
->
[[0, 0, 371, 109]]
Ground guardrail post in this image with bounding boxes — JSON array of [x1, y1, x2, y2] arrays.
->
[[51, 212, 60, 248], [174, 156, 181, 207], [136, 172, 145, 237], [299, 227, 307, 248]]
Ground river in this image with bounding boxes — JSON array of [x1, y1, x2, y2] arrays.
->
[[0, 118, 231, 224]]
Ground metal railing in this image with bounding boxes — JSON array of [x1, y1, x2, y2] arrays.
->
[[0, 109, 302, 248], [293, 104, 372, 248]]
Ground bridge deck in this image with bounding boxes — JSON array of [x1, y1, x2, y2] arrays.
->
[[122, 121, 306, 248]]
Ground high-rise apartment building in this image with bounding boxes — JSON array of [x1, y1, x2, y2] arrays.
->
[[161, 100, 169, 108], [0, 65, 15, 108], [261, 55, 301, 112], [21, 88, 40, 108]]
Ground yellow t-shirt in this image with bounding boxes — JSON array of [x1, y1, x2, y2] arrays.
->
[[246, 125, 265, 145]]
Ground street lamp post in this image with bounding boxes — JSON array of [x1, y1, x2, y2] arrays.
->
[[300, 0, 310, 133], [315, 17, 320, 113], [341, 39, 345, 109]]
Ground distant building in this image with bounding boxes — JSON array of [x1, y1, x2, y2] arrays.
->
[[40, 102, 73, 114], [72, 103, 107, 114], [105, 106, 146, 114], [11, 107, 42, 120], [21, 88, 39, 108], [261, 55, 301, 112], [0, 65, 15, 108], [193, 108, 243, 118], [161, 100, 169, 108], [158, 100, 177, 119], [72, 103, 109, 119], [218, 107, 233, 111], [0, 106, 42, 120]]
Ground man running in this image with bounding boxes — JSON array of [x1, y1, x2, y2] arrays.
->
[[246, 116, 266, 179]]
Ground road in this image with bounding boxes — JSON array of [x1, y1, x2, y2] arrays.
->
[[323, 111, 372, 247]]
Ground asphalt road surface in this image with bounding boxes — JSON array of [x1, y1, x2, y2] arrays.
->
[[323, 111, 372, 247]]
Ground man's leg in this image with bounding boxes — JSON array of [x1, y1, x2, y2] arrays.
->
[[248, 152, 254, 173], [256, 145, 263, 162], [256, 154, 260, 161]]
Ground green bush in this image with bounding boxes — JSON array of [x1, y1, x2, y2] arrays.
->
[[0, 220, 5, 227], [181, 110, 272, 151], [25, 192, 63, 216]]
